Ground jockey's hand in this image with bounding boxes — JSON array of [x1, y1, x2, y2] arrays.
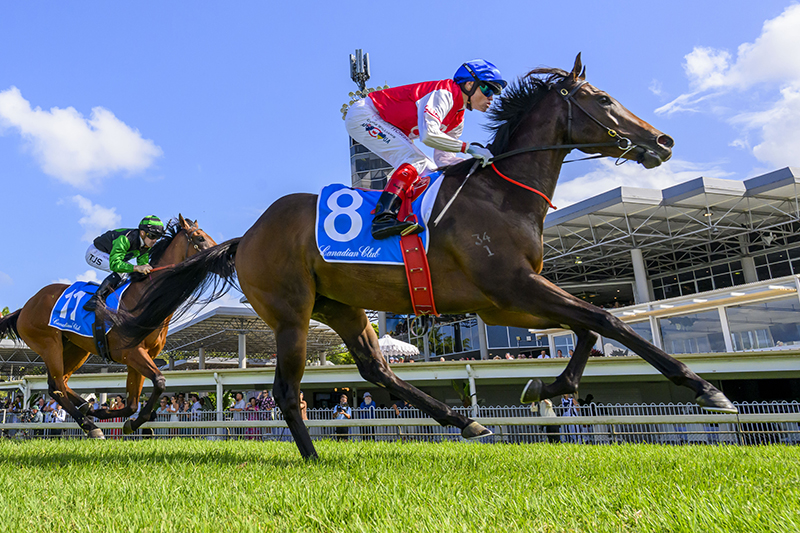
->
[[466, 144, 494, 167], [134, 264, 153, 275]]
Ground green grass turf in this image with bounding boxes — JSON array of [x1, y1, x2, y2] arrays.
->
[[0, 439, 797, 532]]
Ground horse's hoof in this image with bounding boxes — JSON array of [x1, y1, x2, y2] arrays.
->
[[86, 428, 105, 439], [122, 419, 134, 435], [520, 379, 543, 404], [462, 421, 492, 440], [696, 390, 738, 414]]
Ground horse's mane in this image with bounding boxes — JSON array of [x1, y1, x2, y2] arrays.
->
[[441, 67, 570, 176]]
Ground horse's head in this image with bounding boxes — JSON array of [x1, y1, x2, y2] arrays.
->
[[177, 213, 217, 260], [554, 53, 673, 168]]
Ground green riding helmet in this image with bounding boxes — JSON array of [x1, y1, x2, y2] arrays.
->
[[138, 215, 166, 237]]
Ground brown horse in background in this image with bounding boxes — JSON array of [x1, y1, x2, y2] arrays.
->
[[109, 55, 736, 459], [0, 215, 215, 438]]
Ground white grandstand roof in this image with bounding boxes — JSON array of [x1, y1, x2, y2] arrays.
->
[[542, 167, 800, 284], [164, 306, 343, 359]]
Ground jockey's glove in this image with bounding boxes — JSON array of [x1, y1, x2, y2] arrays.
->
[[466, 144, 494, 167]]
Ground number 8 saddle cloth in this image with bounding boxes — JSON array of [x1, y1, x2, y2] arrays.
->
[[315, 171, 444, 265]]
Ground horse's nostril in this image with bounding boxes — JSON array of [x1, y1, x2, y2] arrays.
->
[[657, 135, 674, 149]]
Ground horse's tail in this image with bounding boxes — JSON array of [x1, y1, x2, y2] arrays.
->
[[106, 238, 241, 346], [0, 309, 21, 341]]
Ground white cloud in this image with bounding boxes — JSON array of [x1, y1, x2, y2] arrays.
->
[[69, 195, 121, 242], [648, 79, 664, 97], [0, 87, 162, 187], [655, 5, 800, 168], [553, 159, 732, 208], [0, 270, 12, 286], [54, 269, 101, 285]]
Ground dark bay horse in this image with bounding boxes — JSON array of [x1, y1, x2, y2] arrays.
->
[[0, 215, 215, 438], [110, 55, 736, 459]]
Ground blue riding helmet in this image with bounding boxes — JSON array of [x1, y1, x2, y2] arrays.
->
[[453, 59, 507, 93]]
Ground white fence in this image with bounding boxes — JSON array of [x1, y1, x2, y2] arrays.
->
[[2, 402, 799, 445]]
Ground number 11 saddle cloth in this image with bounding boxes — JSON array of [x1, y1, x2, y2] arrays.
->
[[48, 281, 131, 337]]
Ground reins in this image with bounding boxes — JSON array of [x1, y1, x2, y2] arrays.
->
[[435, 77, 643, 224]]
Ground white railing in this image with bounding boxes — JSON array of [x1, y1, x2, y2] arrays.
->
[[2, 402, 799, 445]]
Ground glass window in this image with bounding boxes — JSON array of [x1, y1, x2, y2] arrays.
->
[[771, 261, 793, 277], [601, 321, 653, 356], [552, 333, 575, 357], [727, 297, 800, 351], [658, 310, 726, 354], [696, 277, 714, 292], [756, 265, 771, 281], [486, 326, 510, 348], [713, 274, 734, 289]]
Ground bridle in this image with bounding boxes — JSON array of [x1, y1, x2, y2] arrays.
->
[[434, 78, 646, 224], [489, 79, 637, 166], [148, 227, 204, 275]]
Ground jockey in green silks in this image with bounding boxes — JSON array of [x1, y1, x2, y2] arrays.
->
[[83, 215, 166, 311]]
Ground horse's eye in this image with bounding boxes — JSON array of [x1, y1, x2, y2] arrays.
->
[[598, 95, 612, 106]]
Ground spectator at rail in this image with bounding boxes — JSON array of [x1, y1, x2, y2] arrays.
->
[[244, 397, 260, 440], [230, 391, 246, 437], [560, 394, 580, 443], [87, 395, 101, 412], [537, 350, 550, 359], [231, 392, 246, 419], [256, 389, 276, 420], [537, 398, 559, 444], [359, 392, 377, 440], [333, 393, 352, 441], [155, 396, 174, 436], [299, 391, 308, 421], [176, 392, 187, 411], [568, 349, 574, 358], [556, 350, 564, 358], [189, 393, 203, 420], [42, 396, 57, 423], [391, 399, 408, 417], [51, 402, 66, 436], [29, 404, 44, 437]]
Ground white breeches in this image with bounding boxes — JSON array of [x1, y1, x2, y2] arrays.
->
[[344, 98, 438, 176]]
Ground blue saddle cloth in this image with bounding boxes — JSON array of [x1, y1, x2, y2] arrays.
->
[[315, 172, 444, 265], [48, 280, 131, 337]]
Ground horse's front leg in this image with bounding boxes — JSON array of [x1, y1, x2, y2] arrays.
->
[[482, 272, 736, 413], [121, 348, 166, 434]]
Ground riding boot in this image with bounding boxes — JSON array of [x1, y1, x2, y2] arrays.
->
[[83, 272, 122, 311], [371, 163, 423, 240]]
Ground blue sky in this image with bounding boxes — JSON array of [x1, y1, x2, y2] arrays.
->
[[2, 1, 799, 311]]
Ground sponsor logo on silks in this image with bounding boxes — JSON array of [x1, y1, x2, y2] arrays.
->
[[361, 122, 391, 144]]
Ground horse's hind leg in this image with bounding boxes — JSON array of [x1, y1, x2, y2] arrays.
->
[[272, 326, 318, 459], [61, 341, 104, 438], [22, 331, 99, 437], [313, 297, 490, 439]]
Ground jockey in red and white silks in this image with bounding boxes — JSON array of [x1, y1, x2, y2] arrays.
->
[[344, 59, 507, 240]]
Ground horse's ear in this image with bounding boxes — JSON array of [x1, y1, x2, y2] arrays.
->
[[579, 66, 586, 80], [178, 213, 188, 229], [571, 53, 583, 81]]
